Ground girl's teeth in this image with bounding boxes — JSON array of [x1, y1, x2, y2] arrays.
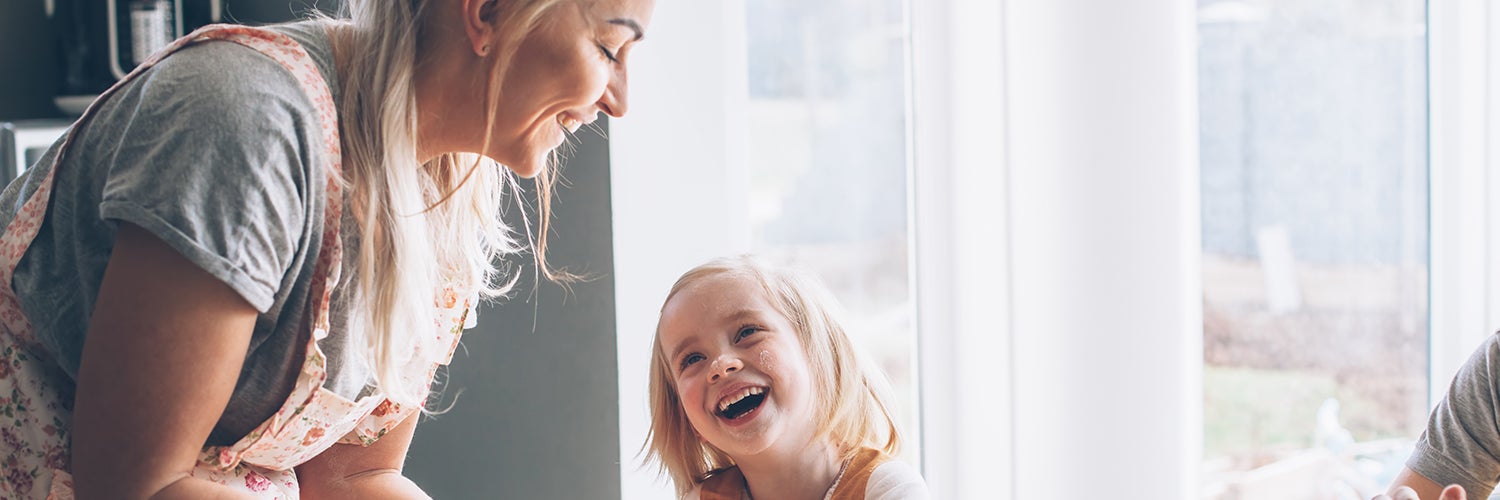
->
[[718, 387, 766, 412], [559, 116, 581, 133]]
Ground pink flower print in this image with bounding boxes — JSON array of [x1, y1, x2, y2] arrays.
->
[[6, 464, 33, 496], [371, 400, 396, 417], [301, 427, 325, 446], [439, 287, 459, 309], [44, 446, 68, 470], [244, 470, 271, 492], [1, 427, 20, 451], [218, 448, 236, 467]]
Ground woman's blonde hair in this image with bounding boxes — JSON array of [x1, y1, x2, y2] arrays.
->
[[643, 255, 902, 495], [330, 0, 575, 405]]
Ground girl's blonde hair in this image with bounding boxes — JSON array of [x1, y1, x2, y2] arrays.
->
[[643, 255, 902, 495], [330, 0, 575, 405]]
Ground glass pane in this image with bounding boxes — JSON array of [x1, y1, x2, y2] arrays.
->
[[743, 0, 920, 461], [1197, 1, 1428, 498]]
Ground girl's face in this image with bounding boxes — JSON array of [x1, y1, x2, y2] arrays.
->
[[657, 274, 823, 459]]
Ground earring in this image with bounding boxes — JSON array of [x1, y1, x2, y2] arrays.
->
[[479, 44, 490, 56]]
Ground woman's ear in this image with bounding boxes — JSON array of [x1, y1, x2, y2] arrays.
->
[[460, 0, 500, 56]]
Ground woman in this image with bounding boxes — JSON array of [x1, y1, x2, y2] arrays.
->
[[0, 0, 653, 497]]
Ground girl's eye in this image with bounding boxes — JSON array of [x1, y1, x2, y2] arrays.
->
[[598, 44, 620, 63], [735, 326, 761, 342], [680, 353, 704, 370]]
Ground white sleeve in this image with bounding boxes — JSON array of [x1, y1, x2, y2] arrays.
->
[[865, 460, 931, 500]]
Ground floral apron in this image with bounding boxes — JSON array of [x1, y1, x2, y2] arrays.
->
[[0, 24, 476, 499]]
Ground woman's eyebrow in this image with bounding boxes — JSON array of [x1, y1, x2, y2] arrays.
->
[[609, 18, 645, 41]]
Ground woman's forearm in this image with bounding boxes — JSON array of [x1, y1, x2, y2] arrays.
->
[[147, 476, 261, 500], [301, 469, 431, 500]]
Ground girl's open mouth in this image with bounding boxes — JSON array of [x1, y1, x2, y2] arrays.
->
[[716, 386, 768, 424]]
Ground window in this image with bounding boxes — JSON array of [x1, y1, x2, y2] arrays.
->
[[1196, 1, 1429, 497]]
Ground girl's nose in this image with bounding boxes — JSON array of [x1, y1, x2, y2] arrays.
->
[[708, 355, 742, 382]]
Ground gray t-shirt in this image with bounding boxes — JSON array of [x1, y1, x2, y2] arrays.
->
[[1410, 332, 1500, 497], [0, 20, 370, 447]]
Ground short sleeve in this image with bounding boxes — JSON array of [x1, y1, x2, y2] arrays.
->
[[1408, 333, 1500, 497], [865, 460, 930, 500], [96, 40, 318, 312]]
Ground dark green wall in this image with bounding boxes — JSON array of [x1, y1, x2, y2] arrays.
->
[[0, 0, 63, 120]]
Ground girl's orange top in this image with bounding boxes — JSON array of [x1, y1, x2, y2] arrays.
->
[[699, 447, 889, 500]]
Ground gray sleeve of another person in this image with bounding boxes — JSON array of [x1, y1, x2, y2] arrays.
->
[[1408, 333, 1500, 497]]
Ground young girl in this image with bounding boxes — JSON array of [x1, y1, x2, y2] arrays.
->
[[645, 256, 930, 499]]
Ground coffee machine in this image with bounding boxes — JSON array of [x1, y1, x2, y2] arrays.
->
[[43, 0, 342, 115], [47, 0, 222, 114]]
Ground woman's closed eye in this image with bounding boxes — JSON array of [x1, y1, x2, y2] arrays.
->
[[597, 43, 619, 63]]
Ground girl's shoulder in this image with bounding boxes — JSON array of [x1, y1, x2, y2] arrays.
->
[[865, 459, 930, 500]]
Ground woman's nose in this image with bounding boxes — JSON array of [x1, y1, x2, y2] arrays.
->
[[599, 73, 629, 118], [708, 355, 742, 382]]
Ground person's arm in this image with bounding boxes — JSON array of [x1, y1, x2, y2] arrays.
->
[[69, 223, 260, 499], [295, 411, 431, 499], [1395, 333, 1500, 497], [1376, 470, 1467, 500], [1383, 467, 1455, 499]]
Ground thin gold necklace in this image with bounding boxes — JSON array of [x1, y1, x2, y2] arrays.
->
[[821, 456, 853, 500]]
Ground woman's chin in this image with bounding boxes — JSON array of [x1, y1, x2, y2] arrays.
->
[[490, 153, 546, 179], [507, 158, 546, 179]]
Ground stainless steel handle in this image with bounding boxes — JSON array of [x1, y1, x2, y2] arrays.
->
[[106, 0, 127, 80], [105, 0, 187, 81]]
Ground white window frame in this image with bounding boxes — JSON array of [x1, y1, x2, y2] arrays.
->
[[1428, 0, 1500, 406], [890, 0, 1202, 497], [919, 0, 1203, 496], [909, 0, 1010, 498]]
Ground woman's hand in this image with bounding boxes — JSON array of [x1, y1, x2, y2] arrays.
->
[[1374, 485, 1467, 500], [296, 412, 431, 499]]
